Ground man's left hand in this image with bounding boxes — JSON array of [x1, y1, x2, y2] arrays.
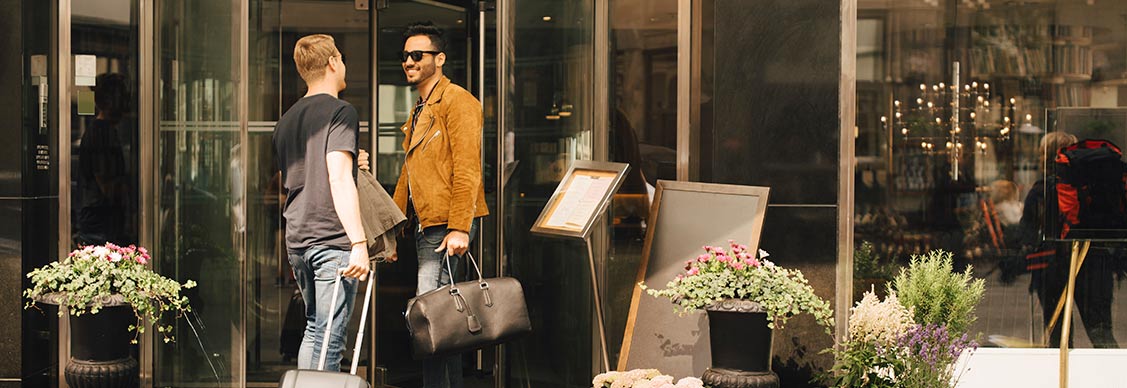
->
[[435, 230, 470, 256]]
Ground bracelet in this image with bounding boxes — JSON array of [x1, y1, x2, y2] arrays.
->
[[350, 239, 367, 247]]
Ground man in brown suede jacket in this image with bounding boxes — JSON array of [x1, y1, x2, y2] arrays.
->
[[392, 21, 487, 388]]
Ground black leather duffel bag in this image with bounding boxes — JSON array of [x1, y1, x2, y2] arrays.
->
[[405, 253, 532, 359]]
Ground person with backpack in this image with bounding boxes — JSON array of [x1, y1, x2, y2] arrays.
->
[[1019, 131, 1119, 348]]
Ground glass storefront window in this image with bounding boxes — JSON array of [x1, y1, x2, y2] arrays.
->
[[502, 0, 596, 385], [855, 0, 1127, 349], [606, 0, 677, 367]]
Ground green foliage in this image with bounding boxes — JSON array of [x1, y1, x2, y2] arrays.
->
[[824, 340, 903, 388], [854, 241, 894, 281], [24, 244, 195, 344], [645, 242, 834, 333], [889, 250, 985, 334]]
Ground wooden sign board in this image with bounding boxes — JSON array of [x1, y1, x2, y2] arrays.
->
[[619, 180, 770, 378], [531, 160, 630, 239]]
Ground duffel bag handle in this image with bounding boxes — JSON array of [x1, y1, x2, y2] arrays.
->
[[444, 252, 488, 334]]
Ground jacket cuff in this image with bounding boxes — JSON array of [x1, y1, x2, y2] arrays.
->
[[448, 218, 473, 234]]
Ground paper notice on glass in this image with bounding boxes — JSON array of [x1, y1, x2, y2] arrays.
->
[[544, 174, 614, 230], [75, 54, 97, 86]]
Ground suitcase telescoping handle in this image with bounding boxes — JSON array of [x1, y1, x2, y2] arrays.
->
[[317, 267, 375, 375]]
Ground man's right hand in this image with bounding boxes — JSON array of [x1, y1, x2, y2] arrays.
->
[[342, 244, 370, 280], [358, 149, 370, 171]]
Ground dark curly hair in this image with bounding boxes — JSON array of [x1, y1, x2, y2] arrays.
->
[[403, 21, 446, 53]]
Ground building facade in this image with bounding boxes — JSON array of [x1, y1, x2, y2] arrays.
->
[[1, 0, 1125, 387]]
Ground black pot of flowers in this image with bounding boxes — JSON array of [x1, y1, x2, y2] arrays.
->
[[702, 299, 779, 388], [65, 298, 139, 388]]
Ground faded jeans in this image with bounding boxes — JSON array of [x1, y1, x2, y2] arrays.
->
[[288, 246, 358, 372], [415, 223, 477, 388]]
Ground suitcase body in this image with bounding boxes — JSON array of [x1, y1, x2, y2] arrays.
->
[[279, 369, 369, 388], [280, 272, 374, 387]]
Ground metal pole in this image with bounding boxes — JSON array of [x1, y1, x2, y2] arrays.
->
[[55, 0, 71, 385], [368, 2, 380, 384], [586, 235, 610, 373], [1059, 240, 1090, 388], [495, 0, 507, 386]]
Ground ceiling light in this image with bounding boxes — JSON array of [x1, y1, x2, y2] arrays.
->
[[542, 16, 552, 22]]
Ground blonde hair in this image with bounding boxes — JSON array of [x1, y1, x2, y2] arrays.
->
[[294, 34, 340, 84], [1040, 131, 1078, 161], [991, 180, 1018, 203]]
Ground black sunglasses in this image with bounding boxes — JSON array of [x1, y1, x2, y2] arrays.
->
[[400, 50, 441, 62]]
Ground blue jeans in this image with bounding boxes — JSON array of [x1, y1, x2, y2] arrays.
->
[[288, 246, 358, 372], [415, 223, 477, 388]]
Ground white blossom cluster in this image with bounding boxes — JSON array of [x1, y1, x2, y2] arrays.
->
[[592, 369, 705, 388], [847, 291, 915, 347]]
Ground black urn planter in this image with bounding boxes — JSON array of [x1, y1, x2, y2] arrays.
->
[[701, 300, 779, 388], [65, 301, 140, 388]]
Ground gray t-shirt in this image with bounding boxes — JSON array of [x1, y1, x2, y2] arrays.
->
[[273, 94, 358, 252]]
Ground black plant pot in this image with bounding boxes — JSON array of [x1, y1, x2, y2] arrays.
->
[[701, 300, 779, 388], [65, 303, 140, 388]]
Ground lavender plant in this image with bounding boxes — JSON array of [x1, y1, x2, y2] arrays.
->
[[894, 324, 978, 388]]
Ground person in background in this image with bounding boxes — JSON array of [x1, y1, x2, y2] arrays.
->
[[1019, 131, 1118, 348]]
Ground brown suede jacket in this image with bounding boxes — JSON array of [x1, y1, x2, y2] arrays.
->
[[392, 76, 489, 232]]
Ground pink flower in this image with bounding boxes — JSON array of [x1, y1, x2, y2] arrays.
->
[[716, 254, 730, 263], [136, 255, 148, 265], [732, 262, 746, 270], [697, 254, 710, 263], [138, 247, 149, 256], [687, 267, 700, 276], [105, 243, 120, 250]]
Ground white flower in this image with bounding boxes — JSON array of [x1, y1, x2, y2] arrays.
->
[[651, 375, 674, 384], [675, 377, 704, 388], [848, 291, 914, 346], [758, 249, 770, 258], [108, 252, 123, 262], [92, 246, 110, 258]]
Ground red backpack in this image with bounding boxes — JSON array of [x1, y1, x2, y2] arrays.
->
[[1052, 139, 1127, 240]]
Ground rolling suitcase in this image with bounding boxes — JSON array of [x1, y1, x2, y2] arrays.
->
[[279, 271, 374, 388]]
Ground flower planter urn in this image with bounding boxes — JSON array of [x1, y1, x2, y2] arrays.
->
[[64, 298, 140, 388], [701, 300, 779, 388]]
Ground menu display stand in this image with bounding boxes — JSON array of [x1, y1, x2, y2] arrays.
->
[[530, 160, 630, 373]]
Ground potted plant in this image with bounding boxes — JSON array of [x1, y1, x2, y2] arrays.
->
[[826, 250, 983, 388], [24, 243, 195, 388], [645, 241, 833, 388]]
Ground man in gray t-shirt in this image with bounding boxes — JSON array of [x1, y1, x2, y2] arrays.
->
[[272, 34, 370, 372]]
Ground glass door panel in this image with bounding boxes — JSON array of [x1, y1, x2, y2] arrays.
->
[[69, 0, 140, 249], [371, 2, 485, 387], [245, 0, 373, 383], [154, 1, 244, 386]]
